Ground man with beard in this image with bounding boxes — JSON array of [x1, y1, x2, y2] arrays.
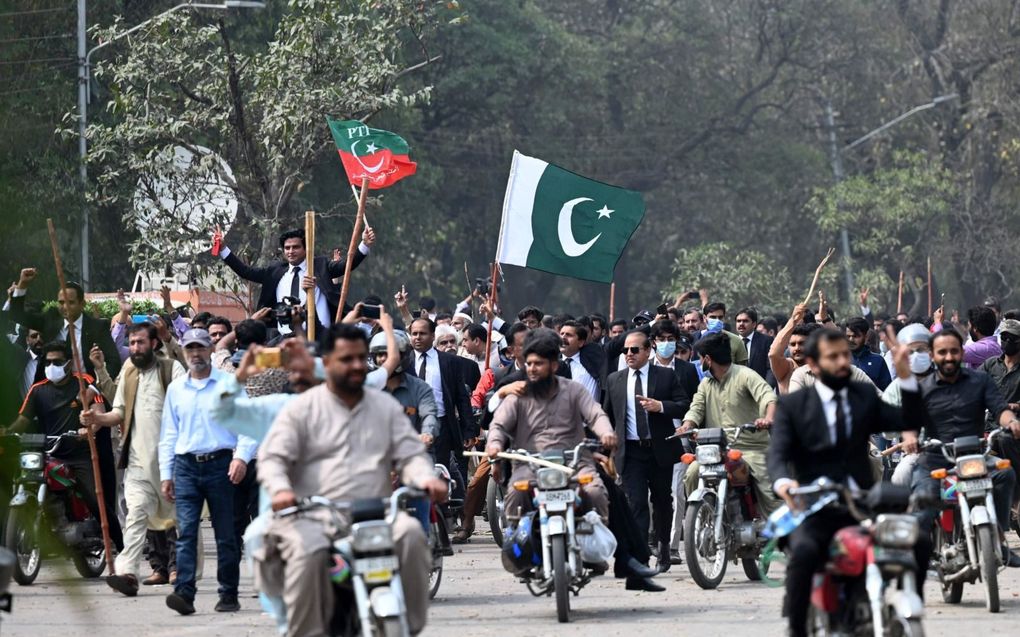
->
[[19, 328, 43, 397], [768, 305, 820, 394], [81, 322, 185, 595], [486, 328, 618, 522], [159, 329, 257, 615], [904, 328, 1020, 567], [846, 317, 892, 390], [258, 324, 447, 636]]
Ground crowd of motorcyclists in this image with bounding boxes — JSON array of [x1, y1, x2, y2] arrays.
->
[[2, 228, 1020, 636]]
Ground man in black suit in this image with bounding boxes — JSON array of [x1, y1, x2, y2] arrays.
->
[[735, 307, 774, 380], [603, 330, 690, 572], [8, 268, 122, 384], [408, 318, 477, 498], [215, 226, 374, 334], [559, 320, 606, 401], [768, 328, 922, 637], [649, 320, 700, 399]]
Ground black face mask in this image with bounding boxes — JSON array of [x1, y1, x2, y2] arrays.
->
[[1002, 339, 1020, 357], [818, 369, 851, 391]]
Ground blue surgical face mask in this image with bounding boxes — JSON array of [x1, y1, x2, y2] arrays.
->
[[706, 318, 724, 334], [655, 341, 677, 359]]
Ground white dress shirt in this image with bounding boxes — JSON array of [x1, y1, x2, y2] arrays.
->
[[59, 315, 85, 370], [415, 347, 445, 417], [275, 260, 330, 334], [742, 331, 755, 353], [563, 353, 599, 401], [21, 350, 38, 397], [625, 362, 651, 440], [813, 382, 852, 446]]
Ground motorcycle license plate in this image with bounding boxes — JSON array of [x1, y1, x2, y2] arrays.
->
[[539, 490, 575, 505], [958, 478, 992, 493], [356, 556, 397, 583]]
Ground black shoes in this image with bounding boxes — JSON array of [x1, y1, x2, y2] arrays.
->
[[626, 576, 666, 592], [106, 574, 139, 597], [623, 557, 659, 579], [215, 595, 241, 612], [657, 543, 672, 573], [1002, 546, 1020, 568], [166, 592, 196, 615]]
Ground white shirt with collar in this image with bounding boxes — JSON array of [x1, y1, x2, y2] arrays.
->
[[562, 351, 599, 401], [415, 347, 445, 417], [59, 315, 85, 370], [625, 361, 651, 440], [813, 381, 852, 446]]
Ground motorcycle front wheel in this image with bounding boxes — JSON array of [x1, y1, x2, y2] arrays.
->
[[684, 496, 727, 589], [428, 514, 445, 600], [551, 535, 570, 623], [4, 507, 41, 585], [486, 478, 506, 547], [933, 518, 963, 603], [976, 524, 1000, 613], [888, 615, 925, 637], [73, 545, 106, 578], [741, 555, 767, 581]]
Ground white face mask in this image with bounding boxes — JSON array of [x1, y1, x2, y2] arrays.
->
[[909, 351, 932, 375], [45, 362, 68, 383]]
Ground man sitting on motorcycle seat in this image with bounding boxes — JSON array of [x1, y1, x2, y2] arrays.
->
[[902, 328, 1020, 568], [677, 333, 780, 516], [485, 328, 618, 523], [258, 324, 449, 637]]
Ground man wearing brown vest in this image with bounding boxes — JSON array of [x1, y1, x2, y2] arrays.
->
[[82, 322, 184, 596]]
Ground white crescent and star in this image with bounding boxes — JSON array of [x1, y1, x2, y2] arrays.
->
[[350, 139, 385, 174], [557, 198, 614, 257]]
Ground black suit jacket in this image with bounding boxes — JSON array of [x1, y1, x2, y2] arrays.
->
[[222, 250, 366, 320], [432, 350, 477, 442], [603, 365, 690, 472], [768, 380, 920, 491], [8, 295, 122, 382], [655, 359, 701, 403], [745, 333, 774, 380]]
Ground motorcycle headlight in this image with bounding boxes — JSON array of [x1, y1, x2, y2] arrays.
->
[[874, 514, 918, 548], [696, 445, 722, 465], [537, 468, 568, 490], [351, 521, 393, 552], [956, 455, 987, 479], [19, 452, 43, 471]]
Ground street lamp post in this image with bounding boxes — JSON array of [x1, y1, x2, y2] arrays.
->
[[821, 93, 959, 303], [76, 0, 264, 290]]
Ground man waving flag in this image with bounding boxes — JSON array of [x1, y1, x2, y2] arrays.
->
[[496, 150, 645, 283], [327, 117, 417, 189]]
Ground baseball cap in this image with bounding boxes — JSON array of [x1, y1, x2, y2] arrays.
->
[[180, 328, 213, 348], [677, 334, 694, 351], [897, 323, 930, 345], [632, 310, 654, 325], [1001, 319, 1020, 338]]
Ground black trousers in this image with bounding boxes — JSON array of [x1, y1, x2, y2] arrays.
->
[[785, 508, 927, 637], [605, 466, 651, 577], [431, 417, 468, 501], [62, 454, 124, 551], [620, 442, 673, 549], [233, 460, 260, 552]]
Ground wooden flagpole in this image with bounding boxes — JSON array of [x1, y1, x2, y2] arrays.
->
[[897, 270, 904, 315], [927, 257, 933, 317], [609, 282, 616, 322], [304, 210, 316, 342], [46, 219, 115, 575], [336, 178, 370, 324], [483, 262, 498, 371]]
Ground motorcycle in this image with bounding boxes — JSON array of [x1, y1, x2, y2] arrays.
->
[[4, 433, 107, 585], [424, 464, 454, 600], [276, 486, 422, 637], [680, 424, 769, 588], [485, 458, 510, 547], [471, 440, 602, 623], [788, 478, 926, 637], [923, 427, 1012, 613]]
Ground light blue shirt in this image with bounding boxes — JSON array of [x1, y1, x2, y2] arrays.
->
[[159, 368, 258, 481]]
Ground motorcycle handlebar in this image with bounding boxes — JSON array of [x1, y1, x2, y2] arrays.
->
[[275, 486, 425, 521]]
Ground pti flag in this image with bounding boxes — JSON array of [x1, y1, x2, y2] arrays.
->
[[327, 117, 416, 189], [495, 151, 645, 283]]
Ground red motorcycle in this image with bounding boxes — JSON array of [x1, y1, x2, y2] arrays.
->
[[789, 479, 925, 637], [3, 433, 107, 584]]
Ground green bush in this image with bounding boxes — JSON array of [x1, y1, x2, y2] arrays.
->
[[42, 298, 162, 319]]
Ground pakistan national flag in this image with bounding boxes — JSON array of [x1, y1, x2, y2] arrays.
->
[[495, 151, 645, 283]]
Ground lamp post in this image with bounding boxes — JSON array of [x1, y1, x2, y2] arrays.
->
[[76, 0, 265, 289], [821, 93, 959, 302]]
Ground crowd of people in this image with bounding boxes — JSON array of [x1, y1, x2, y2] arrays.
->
[[2, 224, 1020, 637]]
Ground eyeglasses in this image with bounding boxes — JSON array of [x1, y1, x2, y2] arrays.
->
[[623, 346, 645, 354], [436, 339, 456, 346]]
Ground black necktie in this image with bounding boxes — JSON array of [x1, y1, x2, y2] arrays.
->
[[833, 392, 848, 448], [742, 336, 750, 349], [634, 370, 650, 440], [418, 352, 427, 380], [289, 265, 301, 300], [562, 357, 573, 379]]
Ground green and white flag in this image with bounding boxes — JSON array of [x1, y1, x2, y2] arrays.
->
[[495, 150, 645, 284]]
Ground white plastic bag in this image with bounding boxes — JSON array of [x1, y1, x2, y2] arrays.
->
[[576, 510, 617, 563]]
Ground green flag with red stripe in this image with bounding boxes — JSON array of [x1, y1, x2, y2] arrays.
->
[[327, 117, 417, 189]]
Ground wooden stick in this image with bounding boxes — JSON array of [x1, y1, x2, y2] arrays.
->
[[463, 450, 573, 474], [802, 247, 836, 306], [897, 270, 904, 315], [336, 178, 370, 324], [483, 262, 497, 371], [927, 256, 933, 317], [46, 218, 115, 575], [609, 282, 616, 322], [304, 210, 316, 342]]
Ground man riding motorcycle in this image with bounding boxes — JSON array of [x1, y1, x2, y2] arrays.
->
[[485, 328, 618, 522]]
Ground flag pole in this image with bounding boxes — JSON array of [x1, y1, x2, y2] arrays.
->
[[336, 178, 370, 324], [609, 282, 616, 322], [305, 210, 316, 342], [927, 257, 933, 317], [46, 218, 115, 575], [483, 262, 498, 371], [897, 270, 904, 315]]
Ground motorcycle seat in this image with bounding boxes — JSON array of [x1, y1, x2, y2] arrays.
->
[[351, 498, 387, 523]]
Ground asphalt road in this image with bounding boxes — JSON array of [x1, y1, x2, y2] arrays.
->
[[3, 522, 1020, 636]]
